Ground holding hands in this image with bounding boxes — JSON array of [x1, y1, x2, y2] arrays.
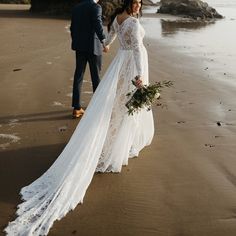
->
[[102, 40, 109, 53], [103, 45, 110, 53]]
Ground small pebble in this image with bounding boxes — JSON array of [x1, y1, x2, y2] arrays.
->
[[13, 68, 22, 72]]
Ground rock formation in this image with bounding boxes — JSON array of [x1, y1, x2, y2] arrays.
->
[[0, 0, 156, 20], [28, 0, 155, 18], [157, 0, 223, 20], [0, 0, 30, 3]]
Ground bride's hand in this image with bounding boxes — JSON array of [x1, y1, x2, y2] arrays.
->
[[134, 76, 143, 88], [103, 45, 109, 53]]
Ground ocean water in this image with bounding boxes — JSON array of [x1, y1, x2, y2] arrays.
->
[[142, 0, 236, 83]]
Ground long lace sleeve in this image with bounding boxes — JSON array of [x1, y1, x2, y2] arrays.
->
[[130, 19, 143, 77], [104, 22, 117, 46]]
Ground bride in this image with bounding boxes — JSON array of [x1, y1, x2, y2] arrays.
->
[[4, 0, 154, 235]]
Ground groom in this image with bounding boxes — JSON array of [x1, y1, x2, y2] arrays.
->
[[70, 0, 108, 118]]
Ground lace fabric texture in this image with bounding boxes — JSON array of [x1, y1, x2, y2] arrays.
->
[[105, 17, 144, 76], [4, 17, 154, 236]]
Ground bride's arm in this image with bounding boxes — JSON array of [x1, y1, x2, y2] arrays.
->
[[104, 22, 117, 46], [130, 18, 143, 81]]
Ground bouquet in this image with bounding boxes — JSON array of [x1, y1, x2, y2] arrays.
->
[[125, 80, 173, 115]]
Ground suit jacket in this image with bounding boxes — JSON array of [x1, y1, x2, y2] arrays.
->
[[70, 0, 106, 56]]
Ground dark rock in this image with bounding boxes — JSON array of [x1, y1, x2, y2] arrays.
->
[[100, 0, 123, 23], [157, 0, 223, 20], [28, 0, 155, 19], [100, 0, 154, 24], [30, 0, 76, 15], [0, 0, 30, 3]]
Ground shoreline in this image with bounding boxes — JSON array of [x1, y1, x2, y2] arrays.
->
[[1, 4, 236, 236]]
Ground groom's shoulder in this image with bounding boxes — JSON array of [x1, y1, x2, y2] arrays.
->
[[90, 2, 102, 10], [72, 0, 95, 9], [72, 1, 102, 17], [89, 3, 102, 16]]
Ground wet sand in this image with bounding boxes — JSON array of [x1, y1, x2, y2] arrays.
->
[[1, 4, 236, 236]]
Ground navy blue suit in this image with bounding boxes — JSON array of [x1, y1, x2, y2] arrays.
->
[[70, 0, 106, 109]]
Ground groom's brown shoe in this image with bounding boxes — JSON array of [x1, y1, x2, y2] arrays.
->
[[72, 108, 85, 119]]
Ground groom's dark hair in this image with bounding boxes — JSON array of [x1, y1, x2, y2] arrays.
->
[[107, 0, 143, 32]]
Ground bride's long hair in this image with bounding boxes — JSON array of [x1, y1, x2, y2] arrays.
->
[[107, 0, 143, 32]]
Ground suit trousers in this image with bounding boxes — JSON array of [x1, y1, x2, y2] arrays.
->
[[72, 51, 102, 109]]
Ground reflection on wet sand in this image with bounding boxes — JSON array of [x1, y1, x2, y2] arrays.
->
[[161, 19, 215, 36]]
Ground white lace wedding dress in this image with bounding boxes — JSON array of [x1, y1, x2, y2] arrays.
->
[[4, 16, 154, 236]]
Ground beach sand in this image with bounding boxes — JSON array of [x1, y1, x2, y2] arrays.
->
[[1, 4, 236, 236]]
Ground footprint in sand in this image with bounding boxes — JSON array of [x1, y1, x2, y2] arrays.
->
[[52, 101, 65, 107], [225, 123, 235, 126], [83, 80, 92, 84], [0, 134, 21, 149], [58, 126, 68, 132], [177, 121, 186, 124], [205, 144, 215, 148]]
